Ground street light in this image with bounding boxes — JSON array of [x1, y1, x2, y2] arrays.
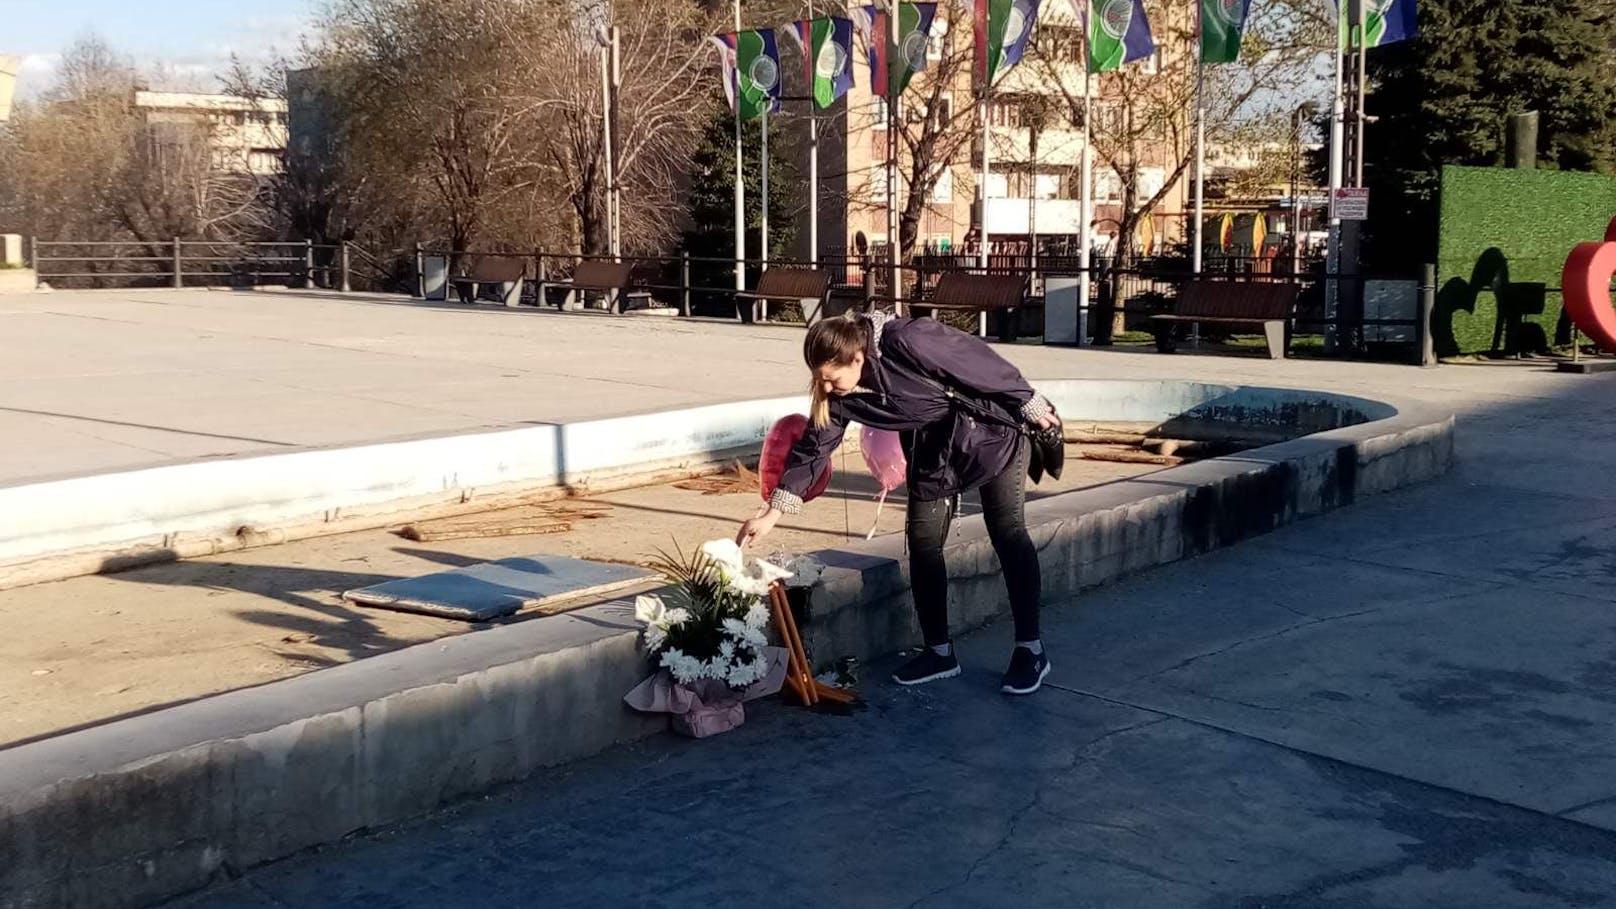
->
[[1291, 101, 1317, 276]]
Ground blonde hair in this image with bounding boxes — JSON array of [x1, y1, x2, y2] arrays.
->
[[804, 315, 868, 428]]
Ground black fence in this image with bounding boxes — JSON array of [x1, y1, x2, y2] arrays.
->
[[27, 238, 408, 293], [19, 237, 1433, 364]]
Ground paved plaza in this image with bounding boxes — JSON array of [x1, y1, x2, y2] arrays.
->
[[0, 286, 1515, 484], [20, 288, 1585, 907]]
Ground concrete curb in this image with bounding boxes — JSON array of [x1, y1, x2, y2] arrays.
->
[[0, 385, 1454, 909], [0, 396, 808, 589]]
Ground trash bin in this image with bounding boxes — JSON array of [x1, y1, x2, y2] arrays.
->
[[422, 255, 449, 301], [1044, 277, 1083, 345]]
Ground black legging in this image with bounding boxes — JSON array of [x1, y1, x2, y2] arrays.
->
[[905, 439, 1041, 647]]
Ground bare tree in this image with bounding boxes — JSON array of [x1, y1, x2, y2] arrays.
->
[[0, 35, 270, 258], [530, 0, 717, 254], [1031, 0, 1330, 333], [891, 2, 982, 261], [311, 0, 716, 259]]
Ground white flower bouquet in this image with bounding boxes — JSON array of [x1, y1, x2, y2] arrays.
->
[[623, 540, 794, 737]]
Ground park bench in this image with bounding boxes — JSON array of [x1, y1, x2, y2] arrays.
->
[[542, 259, 649, 313], [734, 267, 832, 323], [1152, 280, 1299, 359], [452, 256, 527, 307], [912, 272, 1029, 341]]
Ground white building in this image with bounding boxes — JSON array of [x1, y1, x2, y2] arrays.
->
[[133, 91, 288, 176]]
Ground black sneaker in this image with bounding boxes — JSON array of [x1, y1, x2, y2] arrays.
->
[[1001, 647, 1050, 695], [892, 648, 961, 686]]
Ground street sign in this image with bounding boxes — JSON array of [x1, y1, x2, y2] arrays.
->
[[1334, 188, 1370, 220]]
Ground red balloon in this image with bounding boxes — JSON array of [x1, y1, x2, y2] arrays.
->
[[759, 414, 832, 504]]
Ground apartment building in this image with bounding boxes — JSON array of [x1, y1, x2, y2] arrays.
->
[[791, 2, 1190, 261], [133, 90, 288, 176]]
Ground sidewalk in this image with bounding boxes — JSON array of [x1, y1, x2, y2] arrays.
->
[[169, 352, 1616, 905]]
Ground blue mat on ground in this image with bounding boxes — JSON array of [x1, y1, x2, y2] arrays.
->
[[343, 555, 654, 622]]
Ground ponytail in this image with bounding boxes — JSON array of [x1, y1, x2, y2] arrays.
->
[[803, 314, 868, 429], [810, 376, 831, 429]]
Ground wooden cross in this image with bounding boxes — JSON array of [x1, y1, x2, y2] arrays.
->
[[768, 581, 858, 707]]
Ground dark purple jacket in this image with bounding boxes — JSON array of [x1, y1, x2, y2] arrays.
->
[[775, 314, 1038, 505]]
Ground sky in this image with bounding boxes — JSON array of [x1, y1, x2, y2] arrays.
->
[[0, 0, 315, 96]]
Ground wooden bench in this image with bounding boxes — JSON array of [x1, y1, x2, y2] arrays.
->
[[452, 256, 527, 307], [542, 260, 649, 313], [913, 273, 1028, 340], [1152, 280, 1299, 359], [734, 268, 832, 323]]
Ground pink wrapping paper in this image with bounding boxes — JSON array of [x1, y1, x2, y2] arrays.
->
[[623, 647, 790, 738]]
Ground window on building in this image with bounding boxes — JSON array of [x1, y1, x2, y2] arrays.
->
[[871, 163, 889, 203], [1038, 26, 1084, 65], [932, 166, 953, 203], [1095, 169, 1122, 203], [1138, 167, 1166, 201], [927, 16, 949, 61], [986, 173, 1008, 199], [988, 103, 1022, 129], [1034, 173, 1061, 200]]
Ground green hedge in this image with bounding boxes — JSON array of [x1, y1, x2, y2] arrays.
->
[[1436, 165, 1616, 355]]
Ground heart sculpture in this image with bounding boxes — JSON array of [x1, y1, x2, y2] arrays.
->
[[1562, 217, 1616, 350]]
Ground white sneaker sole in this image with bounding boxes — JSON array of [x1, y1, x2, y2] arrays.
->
[[892, 664, 961, 686], [1001, 660, 1051, 695]]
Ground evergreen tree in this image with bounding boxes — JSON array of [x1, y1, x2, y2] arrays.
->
[[683, 102, 801, 316], [1362, 0, 1616, 270]]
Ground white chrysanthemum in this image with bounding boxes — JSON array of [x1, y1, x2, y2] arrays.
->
[[727, 654, 768, 688], [662, 607, 690, 628], [722, 619, 767, 650], [719, 639, 735, 658], [642, 625, 667, 655], [661, 648, 704, 684], [744, 602, 771, 629]]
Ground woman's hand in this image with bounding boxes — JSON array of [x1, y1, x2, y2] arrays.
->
[[736, 505, 783, 548], [1033, 412, 1060, 433]]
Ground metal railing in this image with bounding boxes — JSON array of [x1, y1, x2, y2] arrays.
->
[[20, 237, 1436, 364], [27, 238, 372, 291]]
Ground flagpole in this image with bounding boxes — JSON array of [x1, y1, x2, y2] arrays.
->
[[808, 5, 820, 268], [733, 1, 747, 312], [1324, 0, 1345, 352], [1354, 0, 1367, 187], [809, 112, 820, 267], [601, 41, 616, 262], [979, 75, 992, 337], [611, 26, 623, 260], [762, 107, 770, 276], [1078, 26, 1093, 347], [886, 2, 901, 316], [1192, 1, 1205, 278]]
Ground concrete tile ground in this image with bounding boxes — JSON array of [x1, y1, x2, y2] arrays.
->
[[135, 290, 1616, 907]]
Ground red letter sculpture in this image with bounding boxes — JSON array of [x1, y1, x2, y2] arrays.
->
[[1562, 217, 1616, 350]]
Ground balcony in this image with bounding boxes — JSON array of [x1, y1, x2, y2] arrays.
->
[[982, 198, 1084, 235]]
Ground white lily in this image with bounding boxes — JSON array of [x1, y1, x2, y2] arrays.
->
[[700, 538, 746, 576], [634, 594, 667, 626]]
